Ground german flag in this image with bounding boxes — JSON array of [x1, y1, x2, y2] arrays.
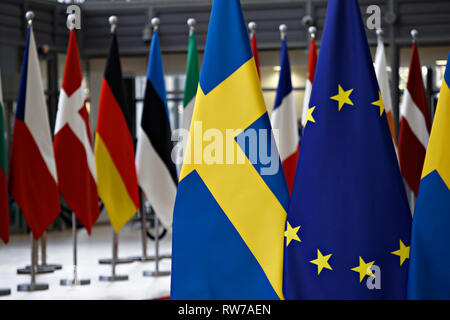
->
[[94, 32, 139, 232]]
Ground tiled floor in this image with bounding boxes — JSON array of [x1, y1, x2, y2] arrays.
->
[[0, 224, 172, 300]]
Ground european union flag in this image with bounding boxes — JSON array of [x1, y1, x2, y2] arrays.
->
[[171, 0, 289, 299], [283, 0, 412, 299], [408, 51, 450, 299]]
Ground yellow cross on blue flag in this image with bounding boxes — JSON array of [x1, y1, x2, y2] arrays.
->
[[408, 50, 450, 299], [171, 0, 289, 299], [283, 0, 412, 299]]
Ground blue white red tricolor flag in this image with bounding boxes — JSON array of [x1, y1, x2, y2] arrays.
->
[[271, 35, 299, 193], [9, 26, 60, 239]]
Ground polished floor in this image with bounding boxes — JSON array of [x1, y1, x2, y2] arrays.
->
[[0, 224, 172, 300]]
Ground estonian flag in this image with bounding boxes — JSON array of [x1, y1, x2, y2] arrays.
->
[[135, 29, 178, 230]]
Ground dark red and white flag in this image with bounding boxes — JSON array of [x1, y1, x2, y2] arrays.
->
[[54, 30, 99, 233], [398, 42, 432, 196]]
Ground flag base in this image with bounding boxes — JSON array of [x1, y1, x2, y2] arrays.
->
[[99, 274, 128, 282], [98, 257, 134, 264], [129, 254, 171, 262], [17, 283, 48, 292], [17, 265, 55, 274], [0, 288, 11, 296], [43, 263, 62, 270], [60, 278, 90, 286], [143, 270, 170, 277]]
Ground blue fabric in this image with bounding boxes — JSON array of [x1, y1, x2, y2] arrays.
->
[[235, 113, 289, 212], [283, 0, 411, 299], [170, 170, 279, 300], [408, 171, 450, 299], [16, 29, 30, 121], [445, 51, 450, 86], [199, 0, 252, 95], [273, 39, 293, 110], [147, 31, 168, 111]]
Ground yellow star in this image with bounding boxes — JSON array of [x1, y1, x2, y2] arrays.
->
[[330, 84, 354, 111], [284, 222, 301, 247], [371, 91, 385, 117], [305, 106, 316, 127], [351, 256, 375, 282], [391, 240, 410, 266], [310, 249, 333, 275]]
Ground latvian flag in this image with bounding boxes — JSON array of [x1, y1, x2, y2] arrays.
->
[[94, 32, 139, 232], [271, 36, 299, 194], [0, 73, 9, 244], [398, 41, 432, 196], [54, 29, 99, 233], [300, 34, 317, 131], [136, 29, 177, 229], [9, 26, 60, 239]]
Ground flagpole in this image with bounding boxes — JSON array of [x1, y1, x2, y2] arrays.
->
[[17, 233, 48, 291], [248, 21, 256, 39], [129, 190, 155, 262], [60, 213, 90, 286], [97, 16, 131, 281], [99, 227, 128, 281]]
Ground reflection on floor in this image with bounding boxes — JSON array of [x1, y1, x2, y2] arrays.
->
[[0, 224, 172, 300]]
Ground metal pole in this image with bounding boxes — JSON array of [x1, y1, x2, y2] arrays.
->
[[40, 231, 62, 270], [17, 233, 48, 291], [99, 227, 128, 281], [129, 192, 156, 262], [143, 214, 170, 277], [60, 213, 90, 286]]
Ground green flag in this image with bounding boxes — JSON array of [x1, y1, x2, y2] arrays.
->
[[0, 72, 10, 244], [181, 30, 200, 133]]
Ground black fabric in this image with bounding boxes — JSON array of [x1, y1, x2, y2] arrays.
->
[[104, 33, 132, 133], [141, 80, 178, 186]]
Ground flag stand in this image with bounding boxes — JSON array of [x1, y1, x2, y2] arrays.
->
[[0, 289, 10, 296], [17, 234, 49, 291], [60, 213, 90, 286], [143, 215, 170, 277], [129, 192, 155, 262], [17, 232, 61, 274], [99, 228, 128, 281]]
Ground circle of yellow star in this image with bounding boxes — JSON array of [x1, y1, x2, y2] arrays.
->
[[310, 249, 333, 275], [284, 222, 301, 247], [351, 256, 375, 282], [391, 240, 410, 266], [330, 84, 354, 111], [304, 106, 316, 127], [371, 91, 385, 117]]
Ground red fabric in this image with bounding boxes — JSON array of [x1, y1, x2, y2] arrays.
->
[[62, 30, 83, 97], [0, 169, 9, 244], [54, 30, 99, 233], [250, 34, 260, 79], [9, 120, 60, 239], [307, 38, 318, 83], [96, 79, 140, 209], [398, 43, 431, 196], [54, 126, 99, 234], [282, 146, 299, 195]]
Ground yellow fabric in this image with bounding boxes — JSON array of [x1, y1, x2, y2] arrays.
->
[[95, 134, 137, 232], [421, 80, 450, 189]]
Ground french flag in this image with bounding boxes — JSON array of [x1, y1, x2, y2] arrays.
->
[[9, 26, 60, 239], [271, 31, 299, 194], [301, 35, 317, 131], [54, 29, 99, 233]]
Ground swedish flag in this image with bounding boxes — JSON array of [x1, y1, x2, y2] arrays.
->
[[408, 51, 450, 299], [283, 0, 411, 299], [171, 0, 289, 299]]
